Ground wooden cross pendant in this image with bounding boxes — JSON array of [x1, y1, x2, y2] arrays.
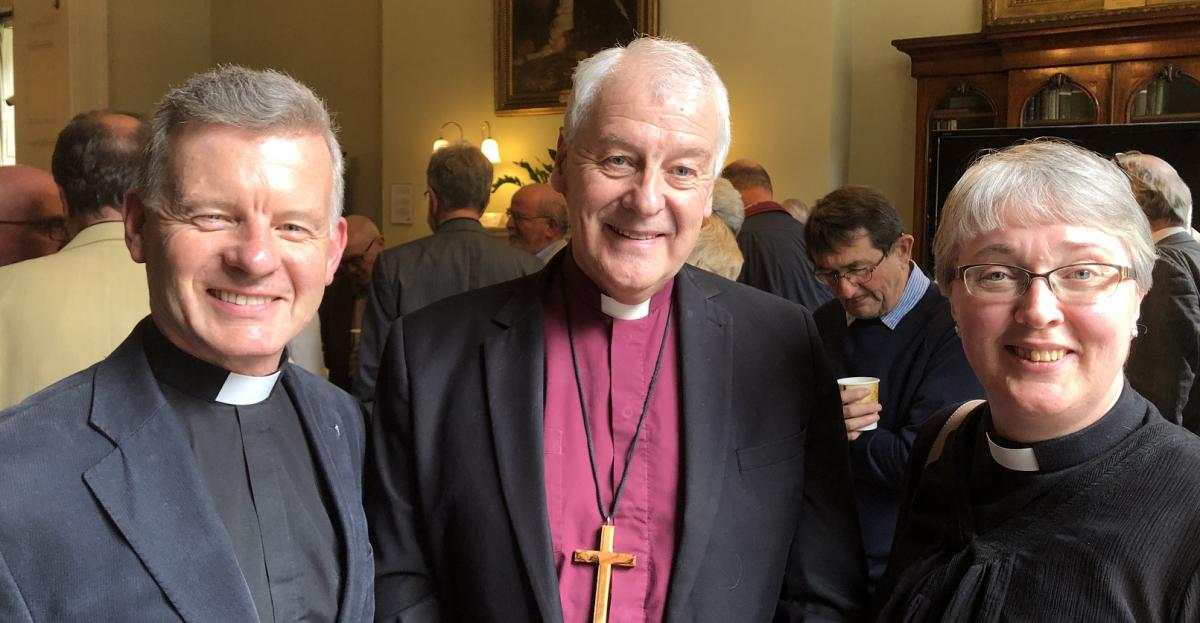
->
[[573, 523, 636, 623]]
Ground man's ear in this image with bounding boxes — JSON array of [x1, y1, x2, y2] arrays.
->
[[326, 216, 349, 285], [124, 191, 149, 264], [550, 129, 568, 194], [893, 233, 915, 262]]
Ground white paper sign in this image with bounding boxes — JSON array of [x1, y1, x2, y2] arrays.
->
[[390, 183, 413, 225]]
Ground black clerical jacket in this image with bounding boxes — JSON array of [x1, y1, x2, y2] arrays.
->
[[366, 255, 867, 622], [0, 319, 374, 622]]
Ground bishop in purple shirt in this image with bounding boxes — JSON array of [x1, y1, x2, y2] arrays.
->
[[365, 37, 867, 623]]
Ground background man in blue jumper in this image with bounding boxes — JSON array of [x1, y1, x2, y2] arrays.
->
[[805, 186, 984, 587]]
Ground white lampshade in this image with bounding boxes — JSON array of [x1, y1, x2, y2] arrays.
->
[[432, 138, 449, 152], [481, 137, 501, 163]]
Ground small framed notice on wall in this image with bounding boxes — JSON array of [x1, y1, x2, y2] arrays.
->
[[389, 183, 413, 225]]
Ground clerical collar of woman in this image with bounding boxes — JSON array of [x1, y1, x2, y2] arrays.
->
[[562, 252, 672, 321], [982, 383, 1143, 473], [143, 320, 284, 406]]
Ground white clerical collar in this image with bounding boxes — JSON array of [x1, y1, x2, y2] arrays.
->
[[215, 370, 283, 405], [986, 432, 1041, 472], [600, 293, 651, 320]]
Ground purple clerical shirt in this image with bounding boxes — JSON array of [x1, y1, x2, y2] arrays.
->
[[543, 256, 681, 623]]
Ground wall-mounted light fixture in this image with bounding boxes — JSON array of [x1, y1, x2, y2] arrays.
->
[[480, 121, 501, 164], [432, 121, 464, 152]]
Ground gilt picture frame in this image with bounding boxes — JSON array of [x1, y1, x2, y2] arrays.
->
[[984, 0, 1200, 30], [495, 0, 659, 115]]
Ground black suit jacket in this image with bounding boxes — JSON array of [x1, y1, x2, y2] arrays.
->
[[366, 257, 867, 622], [0, 320, 374, 622], [736, 209, 834, 311], [354, 218, 543, 410], [1128, 231, 1200, 432]]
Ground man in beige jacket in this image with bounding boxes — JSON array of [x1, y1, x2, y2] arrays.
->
[[0, 111, 150, 408]]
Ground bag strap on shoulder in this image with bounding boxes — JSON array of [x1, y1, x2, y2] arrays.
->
[[926, 399, 985, 466]]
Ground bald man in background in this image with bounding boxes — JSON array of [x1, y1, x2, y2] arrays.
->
[[0, 165, 66, 267], [320, 214, 384, 391], [506, 182, 569, 262]]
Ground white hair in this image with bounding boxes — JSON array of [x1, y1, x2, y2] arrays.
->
[[562, 37, 731, 177]]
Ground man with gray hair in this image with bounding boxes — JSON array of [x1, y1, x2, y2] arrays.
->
[[366, 38, 865, 622], [0, 66, 374, 621], [1118, 151, 1200, 432], [0, 110, 150, 409], [354, 142, 542, 408]]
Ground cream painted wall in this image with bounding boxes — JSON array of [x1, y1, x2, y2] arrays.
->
[[846, 0, 979, 228], [108, 0, 212, 116], [381, 0, 852, 246], [209, 0, 382, 222], [382, 0, 562, 245], [664, 0, 849, 207]]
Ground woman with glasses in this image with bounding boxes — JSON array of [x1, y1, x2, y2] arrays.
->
[[873, 140, 1200, 622]]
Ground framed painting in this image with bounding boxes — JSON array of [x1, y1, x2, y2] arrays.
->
[[984, 0, 1200, 29], [495, 0, 658, 115]]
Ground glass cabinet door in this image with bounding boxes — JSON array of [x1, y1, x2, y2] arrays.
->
[[1129, 65, 1200, 122], [1021, 73, 1097, 127], [929, 83, 997, 131]]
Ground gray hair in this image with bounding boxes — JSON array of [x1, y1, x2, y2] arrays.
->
[[139, 65, 344, 226], [1115, 151, 1192, 227], [933, 139, 1155, 292], [562, 37, 731, 177], [711, 177, 745, 234], [427, 142, 492, 214]]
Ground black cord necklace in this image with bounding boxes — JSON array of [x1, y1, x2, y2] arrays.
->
[[561, 276, 673, 524]]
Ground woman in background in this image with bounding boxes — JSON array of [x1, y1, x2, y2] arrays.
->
[[874, 140, 1200, 622]]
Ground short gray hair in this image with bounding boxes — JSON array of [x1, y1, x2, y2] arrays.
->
[[427, 142, 492, 214], [139, 65, 344, 225], [562, 37, 731, 177], [711, 177, 744, 234], [933, 139, 1155, 292]]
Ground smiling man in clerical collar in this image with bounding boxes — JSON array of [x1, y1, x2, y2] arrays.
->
[[0, 66, 375, 621], [365, 37, 867, 622]]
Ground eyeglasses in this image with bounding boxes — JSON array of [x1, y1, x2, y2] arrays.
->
[[505, 209, 551, 224], [956, 262, 1133, 304], [0, 217, 69, 243], [340, 237, 380, 272], [813, 242, 893, 288]]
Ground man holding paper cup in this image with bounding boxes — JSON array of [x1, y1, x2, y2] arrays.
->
[[806, 187, 984, 587]]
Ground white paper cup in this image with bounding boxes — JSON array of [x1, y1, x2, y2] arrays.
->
[[838, 376, 880, 431]]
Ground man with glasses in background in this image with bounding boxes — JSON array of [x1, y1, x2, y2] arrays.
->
[[805, 186, 983, 589], [506, 182, 569, 262], [0, 112, 149, 409], [319, 214, 384, 391], [0, 164, 65, 267]]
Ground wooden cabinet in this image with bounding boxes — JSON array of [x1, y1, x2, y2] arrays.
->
[[895, 15, 1200, 267]]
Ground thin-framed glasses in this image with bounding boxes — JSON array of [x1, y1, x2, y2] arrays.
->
[[813, 241, 893, 288], [0, 217, 69, 243], [956, 262, 1133, 304], [505, 209, 551, 224], [340, 236, 380, 272]]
